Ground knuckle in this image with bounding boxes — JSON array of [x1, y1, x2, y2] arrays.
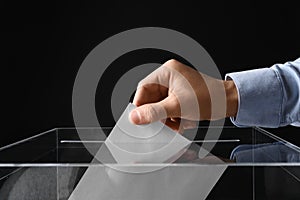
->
[[164, 59, 179, 68], [137, 79, 147, 88]]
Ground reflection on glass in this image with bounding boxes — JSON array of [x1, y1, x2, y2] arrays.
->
[[175, 142, 300, 164], [230, 142, 300, 163]]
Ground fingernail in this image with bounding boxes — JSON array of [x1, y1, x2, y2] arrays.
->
[[130, 110, 141, 124]]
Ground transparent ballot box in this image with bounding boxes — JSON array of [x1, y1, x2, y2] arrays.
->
[[0, 127, 299, 200]]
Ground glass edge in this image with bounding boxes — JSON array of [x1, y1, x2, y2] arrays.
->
[[0, 163, 300, 167]]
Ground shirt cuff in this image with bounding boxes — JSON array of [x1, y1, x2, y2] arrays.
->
[[225, 68, 283, 127]]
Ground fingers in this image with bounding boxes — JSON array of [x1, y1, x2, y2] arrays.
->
[[181, 119, 197, 129], [133, 84, 168, 106], [164, 118, 183, 133], [130, 59, 201, 126], [130, 96, 180, 125], [133, 65, 170, 106], [164, 118, 197, 133], [129, 103, 164, 124]]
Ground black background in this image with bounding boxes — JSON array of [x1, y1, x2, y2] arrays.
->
[[1, 1, 299, 148]]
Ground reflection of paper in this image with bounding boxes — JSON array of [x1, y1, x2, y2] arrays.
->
[[105, 103, 192, 164], [67, 165, 227, 200]]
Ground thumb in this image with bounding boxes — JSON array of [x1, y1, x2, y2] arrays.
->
[[129, 97, 178, 125]]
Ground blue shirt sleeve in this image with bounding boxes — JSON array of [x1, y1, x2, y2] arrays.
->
[[225, 58, 300, 128]]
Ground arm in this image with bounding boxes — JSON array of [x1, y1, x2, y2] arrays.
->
[[226, 58, 300, 127]]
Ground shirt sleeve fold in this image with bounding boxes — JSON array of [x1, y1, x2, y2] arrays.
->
[[225, 58, 300, 128]]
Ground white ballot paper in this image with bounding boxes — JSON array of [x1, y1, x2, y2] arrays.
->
[[68, 103, 227, 200], [104, 103, 192, 164]]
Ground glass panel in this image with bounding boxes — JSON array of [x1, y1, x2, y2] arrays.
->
[[0, 127, 299, 199], [0, 129, 58, 164]]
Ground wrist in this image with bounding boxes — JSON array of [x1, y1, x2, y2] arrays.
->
[[224, 80, 238, 117]]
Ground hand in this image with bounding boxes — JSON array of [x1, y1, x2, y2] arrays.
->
[[129, 59, 238, 131]]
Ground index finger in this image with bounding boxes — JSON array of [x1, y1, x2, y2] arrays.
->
[[133, 65, 171, 106]]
